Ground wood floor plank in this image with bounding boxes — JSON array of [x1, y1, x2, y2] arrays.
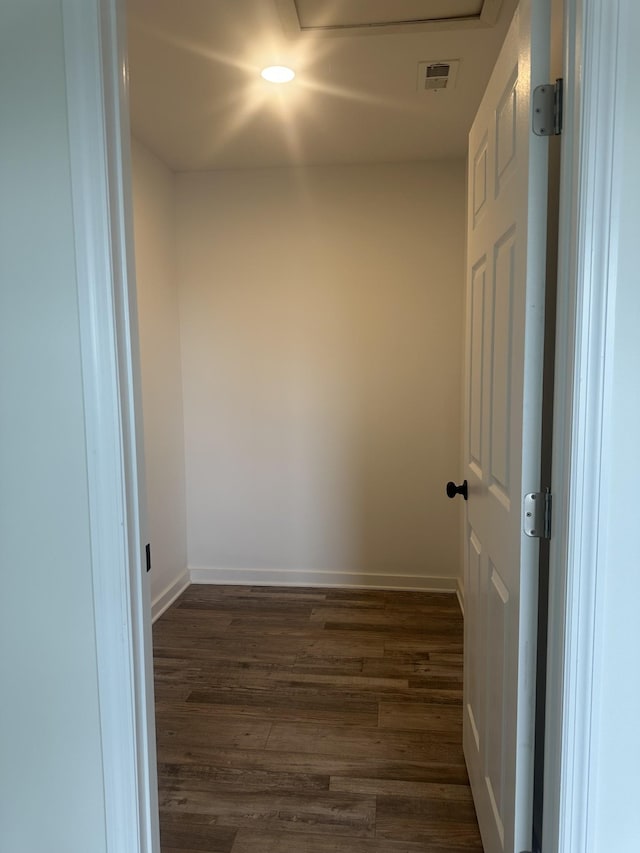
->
[[155, 708, 272, 750], [158, 762, 330, 794], [154, 637, 299, 665], [159, 790, 376, 838], [269, 671, 410, 689], [157, 745, 471, 785], [376, 795, 483, 848], [185, 685, 379, 726], [153, 683, 193, 702], [155, 657, 284, 682], [361, 657, 464, 689], [156, 608, 235, 628], [164, 848, 223, 853], [329, 776, 473, 800], [181, 701, 378, 727], [265, 721, 466, 764], [300, 635, 386, 658], [230, 828, 429, 852], [248, 585, 329, 597], [291, 654, 366, 675], [159, 811, 237, 852], [225, 616, 324, 637], [383, 638, 464, 655], [310, 608, 463, 630], [378, 701, 463, 733], [153, 584, 481, 852]]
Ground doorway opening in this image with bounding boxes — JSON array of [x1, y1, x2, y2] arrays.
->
[[124, 1, 555, 851]]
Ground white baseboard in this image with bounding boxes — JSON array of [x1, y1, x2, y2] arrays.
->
[[188, 566, 458, 593], [456, 577, 464, 616], [153, 568, 459, 616], [151, 569, 190, 622]]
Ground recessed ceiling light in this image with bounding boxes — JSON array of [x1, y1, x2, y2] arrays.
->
[[261, 65, 295, 84]]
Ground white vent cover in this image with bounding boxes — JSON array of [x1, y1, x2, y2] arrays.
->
[[417, 59, 460, 93]]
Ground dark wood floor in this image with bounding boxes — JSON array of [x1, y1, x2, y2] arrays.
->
[[153, 584, 483, 853]]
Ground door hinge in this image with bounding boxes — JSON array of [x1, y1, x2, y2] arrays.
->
[[532, 78, 563, 136], [524, 489, 552, 539], [145, 542, 152, 573]]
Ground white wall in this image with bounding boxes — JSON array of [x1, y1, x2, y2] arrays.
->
[[131, 140, 188, 614], [177, 161, 466, 588], [0, 2, 106, 850]]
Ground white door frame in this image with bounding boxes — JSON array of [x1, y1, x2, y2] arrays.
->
[[542, 1, 628, 851], [62, 0, 159, 850], [68, 0, 627, 851]]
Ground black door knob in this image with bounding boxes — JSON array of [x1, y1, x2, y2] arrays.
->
[[446, 480, 468, 501]]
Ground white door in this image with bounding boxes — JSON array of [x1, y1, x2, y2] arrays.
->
[[462, 2, 550, 851]]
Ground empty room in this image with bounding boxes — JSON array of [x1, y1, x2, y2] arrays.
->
[[127, 1, 554, 850]]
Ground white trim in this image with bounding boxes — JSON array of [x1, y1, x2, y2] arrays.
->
[[152, 570, 190, 622], [456, 578, 464, 616], [275, 0, 500, 36], [189, 566, 458, 593], [543, 1, 622, 851], [62, 1, 158, 851], [153, 568, 459, 621]]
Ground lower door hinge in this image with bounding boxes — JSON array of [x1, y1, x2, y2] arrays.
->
[[524, 489, 552, 539], [532, 78, 563, 136]]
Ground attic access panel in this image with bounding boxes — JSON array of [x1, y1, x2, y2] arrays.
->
[[277, 0, 504, 35]]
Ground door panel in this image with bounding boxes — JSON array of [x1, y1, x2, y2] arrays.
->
[[490, 226, 516, 501], [485, 562, 509, 846], [465, 528, 485, 753], [495, 68, 518, 192], [469, 260, 486, 473], [473, 136, 488, 224], [463, 2, 550, 851]]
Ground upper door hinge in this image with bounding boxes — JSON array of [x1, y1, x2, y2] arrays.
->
[[532, 78, 563, 136], [524, 489, 552, 540]]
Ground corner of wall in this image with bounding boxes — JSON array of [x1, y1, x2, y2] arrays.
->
[[456, 577, 464, 616], [151, 568, 190, 622], [131, 139, 188, 605]]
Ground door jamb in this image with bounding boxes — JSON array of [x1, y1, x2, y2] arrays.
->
[[62, 0, 159, 850], [543, 1, 623, 851]]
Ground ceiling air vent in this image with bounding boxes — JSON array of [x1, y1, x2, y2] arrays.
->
[[417, 60, 460, 93]]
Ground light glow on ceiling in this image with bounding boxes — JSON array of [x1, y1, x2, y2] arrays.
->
[[261, 65, 296, 83]]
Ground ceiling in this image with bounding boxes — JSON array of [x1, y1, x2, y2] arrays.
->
[[127, 0, 517, 172]]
